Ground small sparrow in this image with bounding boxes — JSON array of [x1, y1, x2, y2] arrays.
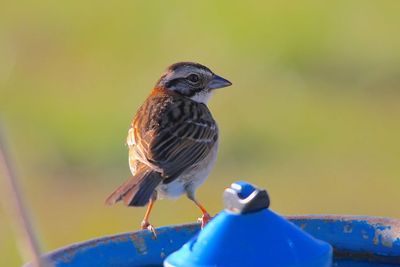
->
[[105, 62, 231, 235]]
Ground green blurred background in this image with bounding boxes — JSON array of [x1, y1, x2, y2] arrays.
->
[[1, 1, 400, 265]]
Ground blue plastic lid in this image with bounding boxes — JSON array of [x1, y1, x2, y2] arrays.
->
[[164, 181, 332, 267]]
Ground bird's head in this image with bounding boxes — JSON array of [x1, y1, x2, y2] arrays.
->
[[155, 62, 232, 104]]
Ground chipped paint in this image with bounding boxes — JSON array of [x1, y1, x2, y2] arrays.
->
[[361, 230, 369, 240], [130, 234, 148, 255], [160, 251, 166, 259], [287, 215, 400, 264], [343, 224, 352, 233], [373, 228, 394, 248]]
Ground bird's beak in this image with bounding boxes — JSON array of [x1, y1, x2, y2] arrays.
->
[[208, 74, 232, 90]]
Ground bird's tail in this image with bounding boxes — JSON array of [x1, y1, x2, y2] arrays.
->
[[105, 168, 163, 207]]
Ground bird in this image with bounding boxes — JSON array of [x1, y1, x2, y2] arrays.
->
[[105, 62, 231, 236]]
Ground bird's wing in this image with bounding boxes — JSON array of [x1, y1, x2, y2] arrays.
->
[[133, 95, 218, 182]]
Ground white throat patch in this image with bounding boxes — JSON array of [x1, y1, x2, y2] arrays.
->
[[190, 91, 213, 104]]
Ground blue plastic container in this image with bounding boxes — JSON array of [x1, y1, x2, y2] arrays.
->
[[24, 181, 400, 267], [164, 181, 332, 267], [25, 217, 400, 266]]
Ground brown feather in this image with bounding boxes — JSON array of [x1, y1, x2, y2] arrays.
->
[[105, 165, 162, 207], [131, 89, 218, 183]]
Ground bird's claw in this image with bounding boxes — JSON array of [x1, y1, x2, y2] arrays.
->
[[198, 213, 212, 229], [141, 221, 157, 238]]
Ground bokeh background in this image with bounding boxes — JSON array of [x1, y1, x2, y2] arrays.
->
[[1, 1, 400, 265]]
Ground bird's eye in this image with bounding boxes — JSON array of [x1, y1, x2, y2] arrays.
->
[[187, 74, 200, 83]]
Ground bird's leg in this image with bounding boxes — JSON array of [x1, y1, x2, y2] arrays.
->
[[195, 200, 212, 228], [141, 197, 157, 238], [187, 193, 212, 229]]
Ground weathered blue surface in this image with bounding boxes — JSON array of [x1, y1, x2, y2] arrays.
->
[[39, 224, 199, 267], [25, 215, 400, 267], [165, 209, 332, 267], [288, 215, 400, 264]]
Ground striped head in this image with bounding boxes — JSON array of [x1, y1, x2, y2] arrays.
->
[[156, 62, 232, 104]]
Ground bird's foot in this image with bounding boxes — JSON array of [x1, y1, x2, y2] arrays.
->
[[141, 220, 157, 239], [198, 213, 212, 229]]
